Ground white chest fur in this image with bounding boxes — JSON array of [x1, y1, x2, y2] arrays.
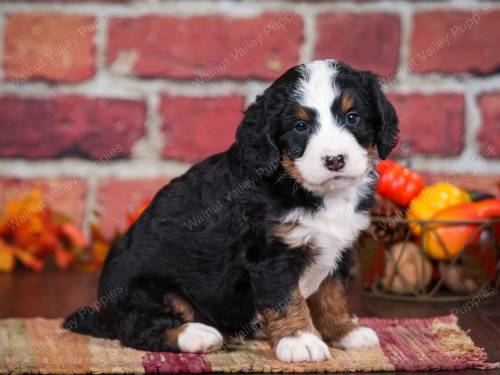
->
[[279, 183, 371, 299]]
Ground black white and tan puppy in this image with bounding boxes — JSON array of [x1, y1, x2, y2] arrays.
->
[[65, 59, 398, 363]]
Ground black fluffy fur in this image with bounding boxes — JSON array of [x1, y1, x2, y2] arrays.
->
[[64, 61, 398, 352]]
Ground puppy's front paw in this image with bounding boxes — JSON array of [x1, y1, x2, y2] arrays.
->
[[177, 323, 223, 353], [275, 331, 331, 363], [336, 327, 379, 349]]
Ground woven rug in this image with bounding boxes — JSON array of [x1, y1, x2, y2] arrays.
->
[[0, 315, 498, 373]]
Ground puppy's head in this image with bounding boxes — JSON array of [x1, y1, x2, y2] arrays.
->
[[237, 60, 399, 194]]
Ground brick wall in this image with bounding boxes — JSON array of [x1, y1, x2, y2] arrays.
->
[[1, 1, 499, 236]]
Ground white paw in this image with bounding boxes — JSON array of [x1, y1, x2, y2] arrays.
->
[[177, 323, 223, 353], [275, 331, 331, 363], [336, 327, 380, 349]]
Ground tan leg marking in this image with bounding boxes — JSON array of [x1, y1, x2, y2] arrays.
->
[[164, 293, 195, 322], [162, 324, 188, 349], [307, 275, 357, 343], [308, 275, 379, 349], [263, 288, 314, 348]]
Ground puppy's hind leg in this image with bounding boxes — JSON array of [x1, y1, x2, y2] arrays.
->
[[163, 292, 223, 353], [119, 310, 224, 353], [118, 309, 182, 351], [117, 277, 223, 353]]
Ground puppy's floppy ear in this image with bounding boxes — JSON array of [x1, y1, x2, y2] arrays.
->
[[236, 94, 280, 177], [363, 72, 399, 159]]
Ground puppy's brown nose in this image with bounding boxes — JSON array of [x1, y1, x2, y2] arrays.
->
[[323, 154, 346, 171]]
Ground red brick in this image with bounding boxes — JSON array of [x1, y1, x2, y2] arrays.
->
[[388, 93, 464, 156], [410, 10, 500, 74], [478, 93, 500, 158], [314, 13, 400, 77], [96, 178, 169, 237], [0, 95, 146, 159], [0, 178, 87, 228], [421, 173, 500, 197], [4, 13, 96, 83], [107, 13, 302, 80], [160, 95, 245, 162]]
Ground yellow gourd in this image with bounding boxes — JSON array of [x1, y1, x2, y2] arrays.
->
[[407, 182, 470, 235]]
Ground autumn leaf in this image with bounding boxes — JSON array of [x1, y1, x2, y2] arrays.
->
[[54, 247, 76, 269], [4, 189, 44, 224], [0, 190, 154, 272], [60, 222, 87, 248], [127, 198, 151, 225], [0, 239, 15, 272], [13, 248, 44, 272], [91, 240, 110, 265]]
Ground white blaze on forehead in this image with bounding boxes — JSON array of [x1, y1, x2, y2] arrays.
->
[[297, 60, 339, 127]]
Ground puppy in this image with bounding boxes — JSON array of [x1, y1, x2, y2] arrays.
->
[[65, 59, 398, 363]]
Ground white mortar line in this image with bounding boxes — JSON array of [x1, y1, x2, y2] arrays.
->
[[3, 72, 500, 99], [408, 156, 500, 174], [82, 174, 98, 237], [0, 159, 191, 178], [92, 3, 110, 86], [0, 77, 276, 99], [1, 1, 500, 16], [131, 93, 164, 160], [463, 85, 482, 158], [388, 2, 413, 87], [388, 74, 500, 93], [299, 3, 315, 63], [0, 153, 499, 178]]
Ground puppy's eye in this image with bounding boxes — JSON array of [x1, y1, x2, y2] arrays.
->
[[295, 121, 309, 132], [346, 112, 360, 125]]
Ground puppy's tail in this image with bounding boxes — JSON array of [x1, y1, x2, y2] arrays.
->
[[63, 306, 115, 339]]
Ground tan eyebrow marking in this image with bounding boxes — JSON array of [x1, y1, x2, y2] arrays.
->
[[341, 93, 355, 114], [296, 106, 309, 121]]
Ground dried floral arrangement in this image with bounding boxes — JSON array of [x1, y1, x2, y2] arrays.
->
[[0, 189, 149, 272]]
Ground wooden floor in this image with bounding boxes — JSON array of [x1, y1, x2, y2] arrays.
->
[[1, 269, 499, 375]]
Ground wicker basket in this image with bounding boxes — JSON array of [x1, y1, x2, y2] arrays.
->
[[359, 217, 500, 302]]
